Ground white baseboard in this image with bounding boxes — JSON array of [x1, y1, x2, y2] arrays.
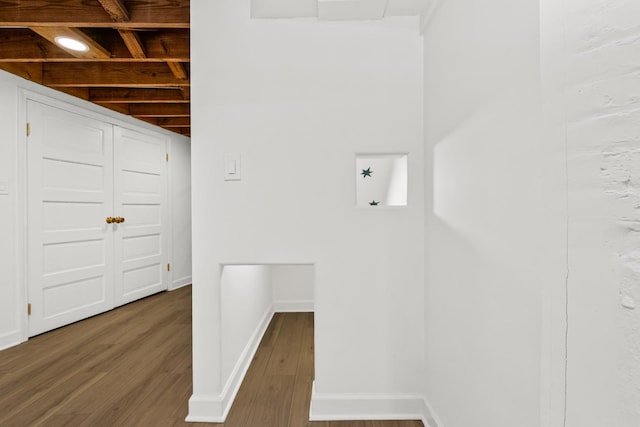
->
[[186, 395, 226, 423], [170, 275, 192, 291], [185, 307, 444, 426], [421, 396, 444, 427], [219, 307, 274, 419], [272, 299, 314, 312], [309, 381, 426, 422], [0, 330, 23, 352], [187, 308, 274, 422]]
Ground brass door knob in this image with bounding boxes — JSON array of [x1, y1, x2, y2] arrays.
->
[[114, 216, 125, 223], [106, 217, 114, 224]]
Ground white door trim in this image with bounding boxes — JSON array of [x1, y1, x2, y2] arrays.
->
[[16, 89, 29, 345]]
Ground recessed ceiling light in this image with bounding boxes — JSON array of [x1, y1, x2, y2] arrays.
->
[[55, 36, 89, 52]]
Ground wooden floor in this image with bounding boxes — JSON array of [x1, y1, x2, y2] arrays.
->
[[0, 286, 423, 427]]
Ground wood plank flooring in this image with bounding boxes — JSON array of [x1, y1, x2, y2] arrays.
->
[[0, 286, 423, 427]]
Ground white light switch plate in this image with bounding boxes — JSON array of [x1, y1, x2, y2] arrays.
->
[[224, 153, 241, 181]]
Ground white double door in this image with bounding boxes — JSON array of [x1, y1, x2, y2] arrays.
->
[[27, 100, 168, 337]]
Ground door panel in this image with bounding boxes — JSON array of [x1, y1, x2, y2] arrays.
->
[[42, 276, 107, 319], [113, 126, 168, 306], [27, 100, 115, 337]]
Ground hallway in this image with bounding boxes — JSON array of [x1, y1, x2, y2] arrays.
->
[[0, 286, 422, 426]]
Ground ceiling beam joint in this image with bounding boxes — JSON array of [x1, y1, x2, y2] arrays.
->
[[97, 0, 130, 22], [167, 62, 188, 80], [118, 30, 146, 58]]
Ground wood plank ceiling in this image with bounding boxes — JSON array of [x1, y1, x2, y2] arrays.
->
[[0, 0, 190, 137]]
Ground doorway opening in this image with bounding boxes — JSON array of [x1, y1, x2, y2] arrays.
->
[[219, 263, 315, 417]]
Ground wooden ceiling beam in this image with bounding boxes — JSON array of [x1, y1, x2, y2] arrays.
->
[[0, 0, 191, 137], [54, 87, 90, 100], [42, 63, 190, 87], [163, 127, 191, 136], [0, 29, 74, 61], [99, 103, 131, 115], [167, 62, 188, 80], [96, 0, 147, 60], [118, 30, 146, 59], [0, 0, 189, 28], [0, 63, 43, 84], [29, 27, 111, 59], [137, 117, 191, 127], [145, 30, 190, 60], [89, 88, 190, 104], [130, 104, 190, 117], [0, 29, 189, 62], [97, 0, 130, 22]]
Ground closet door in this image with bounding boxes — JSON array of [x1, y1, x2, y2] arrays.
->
[[113, 126, 168, 306], [27, 101, 115, 337]]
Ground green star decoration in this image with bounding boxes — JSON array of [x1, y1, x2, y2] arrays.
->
[[361, 167, 373, 178], [369, 200, 380, 206]]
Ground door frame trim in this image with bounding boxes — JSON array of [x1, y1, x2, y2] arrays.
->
[[16, 89, 29, 344]]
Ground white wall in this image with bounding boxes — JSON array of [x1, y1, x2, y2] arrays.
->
[[540, 0, 640, 425], [0, 69, 192, 350], [170, 134, 192, 290], [190, 0, 424, 421], [220, 265, 272, 392], [0, 71, 22, 350], [271, 264, 314, 312], [422, 1, 545, 426]]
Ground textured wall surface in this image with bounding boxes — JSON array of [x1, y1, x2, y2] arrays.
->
[[424, 0, 640, 424], [560, 0, 640, 424]]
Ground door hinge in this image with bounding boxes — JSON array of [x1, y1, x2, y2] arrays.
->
[[166, 153, 169, 162], [26, 122, 30, 137], [167, 263, 171, 272], [28, 303, 31, 316]]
